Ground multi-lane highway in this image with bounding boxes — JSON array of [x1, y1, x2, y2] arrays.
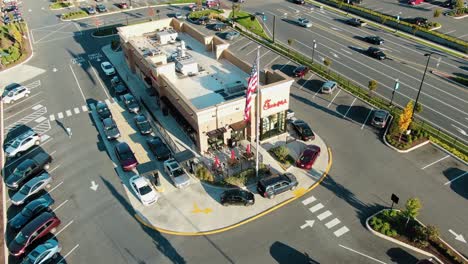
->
[[238, 0, 468, 146]]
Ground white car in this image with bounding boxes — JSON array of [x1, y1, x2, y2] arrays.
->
[[2, 86, 30, 104], [297, 18, 312, 28], [21, 238, 61, 264], [100, 61, 115, 76], [164, 159, 190, 188], [129, 175, 159, 206], [5, 129, 41, 158]]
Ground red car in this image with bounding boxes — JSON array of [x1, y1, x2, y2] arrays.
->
[[408, 0, 424, 5], [118, 2, 128, 9], [296, 145, 321, 170], [293, 65, 309, 78], [115, 142, 138, 171], [8, 211, 61, 256]]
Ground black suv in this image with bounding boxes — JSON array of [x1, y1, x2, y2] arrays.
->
[[96, 101, 112, 120], [221, 189, 255, 206], [364, 36, 384, 45], [5, 152, 52, 190], [257, 173, 298, 199], [365, 47, 386, 60]]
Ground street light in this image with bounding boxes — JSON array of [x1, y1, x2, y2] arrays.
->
[[390, 78, 399, 106], [311, 40, 317, 64], [412, 53, 433, 119]]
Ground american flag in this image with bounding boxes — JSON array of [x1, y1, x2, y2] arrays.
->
[[244, 55, 259, 121]]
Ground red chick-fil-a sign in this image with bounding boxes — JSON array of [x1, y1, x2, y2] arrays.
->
[[263, 99, 287, 110]]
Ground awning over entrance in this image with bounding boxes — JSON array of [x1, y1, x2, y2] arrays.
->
[[229, 120, 247, 131], [206, 127, 227, 137], [173, 149, 196, 164]]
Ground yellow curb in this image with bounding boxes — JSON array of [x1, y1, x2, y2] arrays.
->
[[135, 148, 333, 236]]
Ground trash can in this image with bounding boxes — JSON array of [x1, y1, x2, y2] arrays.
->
[[153, 172, 161, 187], [162, 107, 168, 116]]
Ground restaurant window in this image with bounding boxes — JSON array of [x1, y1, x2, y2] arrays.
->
[[260, 111, 287, 140]]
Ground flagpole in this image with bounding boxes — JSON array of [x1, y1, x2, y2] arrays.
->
[[255, 46, 260, 179]]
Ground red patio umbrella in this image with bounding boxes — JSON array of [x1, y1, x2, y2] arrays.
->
[[214, 156, 220, 168], [246, 144, 251, 154], [231, 149, 236, 161]]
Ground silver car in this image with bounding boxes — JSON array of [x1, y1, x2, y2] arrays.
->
[[371, 109, 389, 128], [297, 17, 312, 28], [11, 173, 51, 206], [5, 129, 41, 158], [164, 159, 190, 188], [225, 31, 240, 40], [20, 238, 61, 264]]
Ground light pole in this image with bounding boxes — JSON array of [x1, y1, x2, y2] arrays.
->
[[272, 15, 276, 43], [311, 40, 317, 64], [396, 12, 401, 32], [412, 53, 433, 119], [346, 0, 350, 15], [390, 78, 399, 106]]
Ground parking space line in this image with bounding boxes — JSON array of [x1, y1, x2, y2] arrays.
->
[[361, 107, 373, 130], [444, 171, 468, 185], [49, 181, 64, 194], [74, 107, 80, 114], [259, 50, 271, 59], [421, 155, 450, 169], [69, 64, 87, 104], [317, 210, 332, 221], [343, 98, 356, 118], [35, 116, 46, 123], [32, 104, 44, 111], [55, 220, 74, 236], [302, 196, 316, 206], [57, 112, 64, 119], [4, 100, 44, 121], [309, 203, 324, 213], [4, 92, 43, 111], [58, 244, 79, 264], [49, 164, 61, 174], [231, 37, 245, 46], [89, 60, 111, 100], [245, 47, 258, 56], [325, 218, 341, 229], [300, 75, 314, 90], [239, 42, 252, 51], [264, 55, 280, 69], [338, 244, 386, 264], [53, 199, 69, 212], [334, 226, 350, 237], [279, 60, 292, 71], [327, 89, 341, 108]]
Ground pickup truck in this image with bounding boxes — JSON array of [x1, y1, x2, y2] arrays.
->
[[346, 18, 367, 27], [5, 152, 52, 190]]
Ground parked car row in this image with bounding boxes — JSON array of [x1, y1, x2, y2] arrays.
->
[[1, 0, 22, 24], [3, 130, 63, 261]]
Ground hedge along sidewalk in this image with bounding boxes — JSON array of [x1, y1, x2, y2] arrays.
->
[[366, 209, 468, 264], [230, 17, 467, 161], [0, 22, 34, 73], [305, 0, 468, 58], [61, 2, 195, 21]]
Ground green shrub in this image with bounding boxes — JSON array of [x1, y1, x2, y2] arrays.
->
[[195, 165, 214, 182], [224, 174, 248, 186], [188, 9, 223, 20], [49, 2, 71, 9], [61, 10, 88, 20], [370, 217, 383, 230], [271, 145, 289, 161]]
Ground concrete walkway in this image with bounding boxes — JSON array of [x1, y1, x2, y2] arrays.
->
[[102, 45, 332, 234]]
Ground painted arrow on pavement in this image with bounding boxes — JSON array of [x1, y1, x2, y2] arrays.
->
[[449, 229, 466, 243], [90, 181, 99, 191], [300, 220, 315, 229]]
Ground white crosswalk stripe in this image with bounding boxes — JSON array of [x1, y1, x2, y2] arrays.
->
[[82, 105, 88, 112], [334, 226, 349, 237], [49, 115, 55, 121], [24, 80, 41, 90], [34, 120, 51, 135], [302, 196, 316, 206], [317, 210, 332, 221], [325, 218, 341, 229], [32, 104, 43, 110], [74, 107, 80, 114], [35, 116, 46, 123], [309, 203, 324, 213], [66, 110, 72, 116], [58, 112, 64, 119]]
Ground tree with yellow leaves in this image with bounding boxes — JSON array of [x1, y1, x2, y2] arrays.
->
[[398, 101, 414, 141]]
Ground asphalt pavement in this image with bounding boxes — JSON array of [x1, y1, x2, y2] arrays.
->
[[235, 0, 468, 146]]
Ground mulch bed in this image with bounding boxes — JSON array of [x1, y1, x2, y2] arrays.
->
[[386, 133, 429, 150]]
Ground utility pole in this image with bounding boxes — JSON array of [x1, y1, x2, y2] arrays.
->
[[311, 40, 317, 64], [412, 53, 433, 119], [390, 79, 399, 106], [272, 15, 276, 43]]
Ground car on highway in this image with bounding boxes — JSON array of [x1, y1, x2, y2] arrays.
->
[[257, 173, 298, 199], [221, 189, 255, 206], [147, 136, 171, 161], [118, 2, 128, 9], [371, 109, 389, 128], [96, 4, 107, 12], [293, 65, 309, 78], [364, 36, 384, 45], [408, 0, 424, 5], [20, 238, 61, 264], [224, 31, 240, 40], [293, 0, 305, 4], [320, 80, 338, 94], [103, 117, 120, 140], [1, 86, 30, 104], [100, 61, 115, 76], [129, 175, 159, 206], [11, 173, 52, 206], [8, 212, 61, 257], [296, 145, 321, 170], [346, 18, 367, 27], [86, 6, 96, 15], [365, 47, 386, 60], [134, 114, 152, 135], [5, 152, 52, 190], [291, 119, 315, 141], [115, 142, 138, 171], [5, 129, 41, 158], [96, 101, 112, 120], [122, 93, 140, 113], [296, 17, 312, 28], [164, 159, 191, 188], [9, 194, 54, 230]]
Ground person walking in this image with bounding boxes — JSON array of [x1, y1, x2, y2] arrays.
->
[[66, 127, 72, 139]]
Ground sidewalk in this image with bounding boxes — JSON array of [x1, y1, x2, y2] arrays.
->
[[102, 45, 332, 234]]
